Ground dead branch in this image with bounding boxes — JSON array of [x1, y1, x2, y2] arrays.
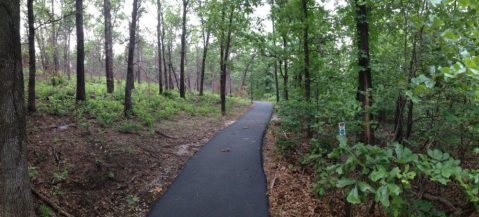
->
[[32, 188, 75, 217]]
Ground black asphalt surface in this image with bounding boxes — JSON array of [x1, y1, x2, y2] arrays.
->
[[147, 102, 273, 217]]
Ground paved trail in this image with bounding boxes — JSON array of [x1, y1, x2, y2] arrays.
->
[[148, 102, 273, 217]]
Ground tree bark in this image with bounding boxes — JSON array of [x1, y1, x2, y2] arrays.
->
[[219, 4, 234, 115], [156, 0, 163, 94], [199, 30, 210, 96], [179, 0, 188, 98], [355, 0, 374, 144], [0, 0, 35, 215], [76, 0, 86, 101], [27, 0, 36, 112], [104, 0, 114, 93], [124, 0, 140, 115]]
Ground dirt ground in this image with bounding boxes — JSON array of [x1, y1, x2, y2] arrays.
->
[[28, 104, 250, 217]]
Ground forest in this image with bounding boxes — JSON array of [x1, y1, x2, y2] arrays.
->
[[0, 0, 478, 216]]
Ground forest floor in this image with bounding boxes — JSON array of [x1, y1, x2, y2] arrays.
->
[[27, 103, 250, 217]]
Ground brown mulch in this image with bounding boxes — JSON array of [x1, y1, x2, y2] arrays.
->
[[28, 104, 250, 217]]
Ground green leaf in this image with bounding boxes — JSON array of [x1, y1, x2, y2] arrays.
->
[[370, 167, 387, 182], [358, 182, 375, 193], [387, 183, 402, 196], [337, 178, 356, 188], [347, 186, 361, 204], [375, 185, 390, 207]]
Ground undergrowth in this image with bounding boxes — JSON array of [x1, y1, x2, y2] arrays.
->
[[31, 75, 249, 130]]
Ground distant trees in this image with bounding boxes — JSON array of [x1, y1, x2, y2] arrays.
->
[[75, 0, 86, 101], [0, 0, 34, 215]]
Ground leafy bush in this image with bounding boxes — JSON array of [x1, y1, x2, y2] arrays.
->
[[307, 136, 479, 216]]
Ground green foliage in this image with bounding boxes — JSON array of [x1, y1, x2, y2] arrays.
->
[[118, 121, 142, 134], [53, 168, 69, 183], [308, 136, 479, 216], [33, 77, 249, 131], [39, 204, 52, 217]]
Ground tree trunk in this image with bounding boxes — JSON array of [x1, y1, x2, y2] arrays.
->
[[51, 0, 60, 76], [179, 0, 188, 98], [355, 0, 374, 145], [124, 0, 139, 115], [76, 0, 86, 101], [198, 0, 210, 96], [27, 0, 36, 112], [0, 0, 35, 215], [282, 36, 289, 100], [156, 0, 163, 94], [104, 0, 114, 93], [301, 0, 310, 101], [219, 4, 234, 115]]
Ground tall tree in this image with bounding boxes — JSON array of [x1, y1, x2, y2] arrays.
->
[[124, 0, 140, 115], [179, 0, 189, 98], [219, 3, 235, 115], [75, 0, 86, 101], [27, 0, 37, 112], [0, 0, 35, 215], [198, 0, 211, 96], [156, 0, 163, 94], [301, 0, 310, 101], [104, 0, 114, 93], [354, 0, 374, 144]]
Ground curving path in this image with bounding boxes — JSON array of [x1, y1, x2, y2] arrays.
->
[[148, 102, 273, 217]]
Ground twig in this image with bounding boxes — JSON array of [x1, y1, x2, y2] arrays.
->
[[155, 130, 178, 139], [32, 188, 74, 217], [270, 173, 278, 190]]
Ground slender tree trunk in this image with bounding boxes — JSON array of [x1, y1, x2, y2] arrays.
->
[[301, 0, 310, 101], [219, 4, 234, 115], [76, 0, 86, 101], [0, 0, 35, 215], [282, 36, 289, 100], [28, 0, 36, 112], [199, 0, 210, 96], [156, 0, 163, 94], [104, 0, 114, 93], [355, 0, 374, 144], [179, 0, 188, 98], [124, 0, 139, 115], [51, 0, 60, 76]]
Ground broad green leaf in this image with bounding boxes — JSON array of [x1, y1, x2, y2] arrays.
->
[[336, 178, 356, 188], [375, 185, 390, 207], [347, 186, 361, 204], [358, 182, 375, 193]]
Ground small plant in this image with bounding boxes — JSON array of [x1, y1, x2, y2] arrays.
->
[[126, 194, 139, 205], [118, 121, 142, 134], [28, 166, 38, 180], [53, 168, 69, 183], [106, 171, 115, 180], [39, 204, 52, 217]]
